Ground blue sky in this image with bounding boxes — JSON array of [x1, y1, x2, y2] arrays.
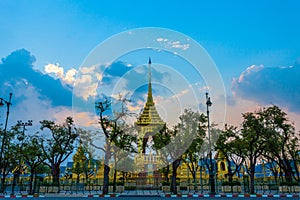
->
[[1, 0, 300, 133]]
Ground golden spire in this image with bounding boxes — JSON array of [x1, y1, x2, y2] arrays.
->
[[146, 57, 154, 106], [136, 58, 165, 126]]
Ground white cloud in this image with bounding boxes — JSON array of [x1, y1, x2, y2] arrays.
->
[[44, 63, 78, 85], [171, 88, 189, 99], [80, 65, 100, 74], [65, 69, 77, 84], [44, 63, 106, 100], [171, 41, 190, 50], [44, 63, 64, 79], [74, 74, 98, 100], [73, 64, 105, 100], [235, 64, 264, 83], [156, 37, 168, 42], [156, 37, 190, 51]]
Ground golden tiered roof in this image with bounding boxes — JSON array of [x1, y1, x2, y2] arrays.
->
[[135, 58, 165, 127]]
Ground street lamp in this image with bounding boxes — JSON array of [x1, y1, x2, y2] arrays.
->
[[0, 93, 12, 169], [17, 120, 33, 134], [206, 92, 215, 194], [11, 120, 32, 195]]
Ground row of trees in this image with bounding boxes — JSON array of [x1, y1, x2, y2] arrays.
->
[[151, 105, 300, 194], [215, 105, 300, 193], [0, 96, 299, 195], [0, 117, 78, 194], [0, 95, 138, 195], [94, 95, 300, 195]]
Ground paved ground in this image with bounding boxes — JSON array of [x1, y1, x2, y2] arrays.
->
[[0, 197, 298, 199], [1, 189, 299, 198]]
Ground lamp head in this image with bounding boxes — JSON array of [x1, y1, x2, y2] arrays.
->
[[206, 97, 212, 107]]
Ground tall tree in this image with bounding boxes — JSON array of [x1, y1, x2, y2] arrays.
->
[[72, 143, 87, 183], [215, 125, 244, 182], [39, 116, 78, 188], [168, 126, 182, 194], [111, 128, 136, 192], [152, 124, 171, 183], [259, 105, 300, 183], [163, 109, 202, 194], [181, 109, 207, 184], [22, 135, 47, 194], [240, 111, 266, 194], [95, 96, 133, 194]]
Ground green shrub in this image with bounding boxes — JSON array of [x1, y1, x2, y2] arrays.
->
[[222, 180, 241, 186], [279, 181, 298, 186], [125, 186, 136, 190], [180, 186, 187, 190], [116, 182, 124, 186], [162, 181, 170, 186], [108, 182, 114, 186], [222, 181, 229, 186], [232, 180, 241, 186]]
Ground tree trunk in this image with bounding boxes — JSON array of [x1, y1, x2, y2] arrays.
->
[[164, 165, 170, 183], [228, 174, 233, 182], [103, 165, 110, 194], [33, 173, 37, 194], [191, 170, 197, 184], [171, 159, 180, 194], [102, 141, 111, 195], [250, 163, 255, 194], [85, 171, 89, 185], [52, 163, 60, 185], [76, 174, 80, 183], [113, 169, 117, 192], [51, 163, 60, 192], [1, 165, 7, 193], [11, 172, 17, 195], [29, 171, 34, 195], [122, 172, 125, 185], [0, 177, 4, 193], [284, 169, 293, 183], [273, 172, 278, 185], [209, 172, 216, 194], [281, 156, 294, 183], [208, 157, 216, 194], [292, 158, 300, 182]]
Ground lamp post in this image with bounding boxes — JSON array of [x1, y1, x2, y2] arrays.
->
[[206, 92, 215, 194], [199, 158, 204, 193], [262, 160, 266, 193], [11, 120, 32, 195], [215, 161, 218, 193], [0, 93, 12, 168]]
